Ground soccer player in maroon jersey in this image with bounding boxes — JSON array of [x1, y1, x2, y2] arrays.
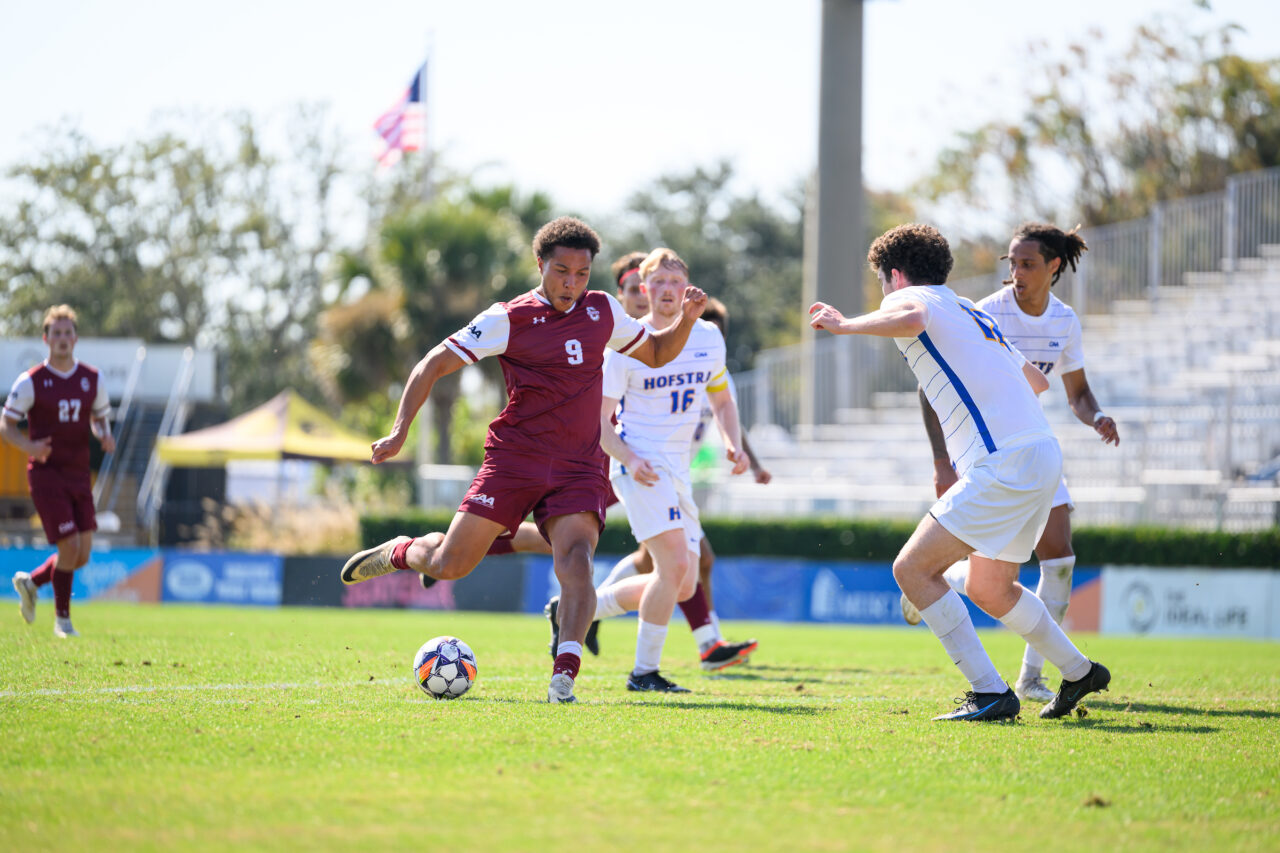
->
[[3, 305, 115, 637], [340, 217, 708, 703]]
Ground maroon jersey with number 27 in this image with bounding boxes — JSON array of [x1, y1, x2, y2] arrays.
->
[[3, 361, 110, 473]]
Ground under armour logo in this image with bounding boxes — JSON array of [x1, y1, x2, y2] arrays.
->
[[534, 316, 546, 324]]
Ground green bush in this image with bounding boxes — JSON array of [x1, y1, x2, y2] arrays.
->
[[361, 513, 1280, 568]]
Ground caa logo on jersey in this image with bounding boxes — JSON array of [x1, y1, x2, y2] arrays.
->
[[467, 323, 483, 339], [694, 351, 708, 358], [586, 307, 600, 322], [81, 377, 90, 392], [467, 494, 496, 508], [1049, 340, 1061, 348]]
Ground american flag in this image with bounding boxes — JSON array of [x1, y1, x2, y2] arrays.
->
[[374, 62, 426, 168]]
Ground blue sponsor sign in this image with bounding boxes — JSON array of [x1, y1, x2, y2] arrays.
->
[[0, 547, 162, 602], [161, 551, 283, 606], [523, 552, 1099, 628]]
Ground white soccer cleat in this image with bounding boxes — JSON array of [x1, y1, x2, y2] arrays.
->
[[1014, 674, 1056, 703], [13, 572, 37, 624], [53, 617, 79, 638], [900, 593, 922, 626], [340, 536, 412, 585], [547, 672, 577, 704]]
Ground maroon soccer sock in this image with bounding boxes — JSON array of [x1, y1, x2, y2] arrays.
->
[[552, 652, 581, 680], [30, 554, 58, 587], [486, 537, 515, 556], [390, 537, 416, 571], [51, 569, 74, 619], [678, 583, 714, 631]]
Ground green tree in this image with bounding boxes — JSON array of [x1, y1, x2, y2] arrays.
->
[[0, 107, 355, 415], [320, 184, 543, 463], [918, 14, 1280, 226], [612, 161, 805, 372]]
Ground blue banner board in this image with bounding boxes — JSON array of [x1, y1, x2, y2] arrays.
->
[[0, 547, 163, 602], [161, 551, 283, 606], [525, 553, 1099, 628]]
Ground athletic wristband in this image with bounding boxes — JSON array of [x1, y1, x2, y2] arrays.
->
[[1093, 411, 1108, 424]]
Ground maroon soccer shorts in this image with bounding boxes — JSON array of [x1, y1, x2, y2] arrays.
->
[[459, 449, 611, 538], [27, 467, 96, 544]]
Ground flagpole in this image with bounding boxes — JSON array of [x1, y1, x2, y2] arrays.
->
[[421, 29, 435, 204]]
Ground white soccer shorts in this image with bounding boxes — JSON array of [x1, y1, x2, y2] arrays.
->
[[931, 436, 1063, 564], [1052, 475, 1073, 511], [611, 464, 703, 555]]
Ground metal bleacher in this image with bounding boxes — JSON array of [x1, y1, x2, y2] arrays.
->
[[710, 169, 1280, 532]]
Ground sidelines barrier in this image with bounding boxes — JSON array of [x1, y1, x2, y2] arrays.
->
[[0, 548, 1274, 639]]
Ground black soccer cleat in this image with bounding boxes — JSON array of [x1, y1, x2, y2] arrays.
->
[[1039, 661, 1111, 719], [932, 688, 1021, 722], [584, 618, 601, 656], [418, 572, 437, 591], [544, 596, 560, 658], [700, 639, 759, 671], [626, 670, 692, 693]]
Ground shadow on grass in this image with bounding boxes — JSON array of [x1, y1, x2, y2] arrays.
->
[[705, 663, 941, 683], [470, 696, 828, 714], [1092, 699, 1280, 720], [1050, 716, 1219, 734]]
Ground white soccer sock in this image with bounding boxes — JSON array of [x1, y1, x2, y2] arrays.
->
[[593, 586, 627, 620], [1020, 556, 1076, 676], [942, 560, 969, 597], [918, 589, 1005, 694], [692, 624, 719, 651], [710, 611, 721, 635], [601, 553, 640, 588], [556, 641, 583, 658], [1000, 588, 1091, 682], [633, 620, 669, 675]]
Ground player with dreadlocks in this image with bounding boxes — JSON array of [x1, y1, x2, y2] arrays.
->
[[906, 222, 1119, 705]]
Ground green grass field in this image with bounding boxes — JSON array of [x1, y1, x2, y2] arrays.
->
[[2, 603, 1277, 852]]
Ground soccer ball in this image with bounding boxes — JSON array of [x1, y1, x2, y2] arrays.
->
[[413, 636, 477, 699]]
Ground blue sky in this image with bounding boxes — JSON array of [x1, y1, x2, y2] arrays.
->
[[3, 0, 1278, 222]]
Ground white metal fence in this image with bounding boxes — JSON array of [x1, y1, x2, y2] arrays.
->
[[729, 166, 1280, 530], [736, 166, 1280, 431]]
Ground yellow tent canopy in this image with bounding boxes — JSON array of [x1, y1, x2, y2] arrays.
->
[[155, 390, 376, 467]]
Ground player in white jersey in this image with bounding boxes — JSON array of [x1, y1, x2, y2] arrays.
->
[[588, 296, 766, 671], [909, 223, 1120, 704], [810, 223, 1111, 721], [589, 248, 748, 692]]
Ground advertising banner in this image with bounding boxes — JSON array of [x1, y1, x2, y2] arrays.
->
[[0, 547, 163, 603], [524, 553, 1101, 628], [1100, 567, 1278, 639], [161, 552, 282, 606]]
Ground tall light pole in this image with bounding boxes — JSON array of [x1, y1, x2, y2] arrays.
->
[[803, 0, 865, 427]]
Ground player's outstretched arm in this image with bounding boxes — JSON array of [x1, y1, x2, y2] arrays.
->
[[1021, 360, 1051, 396], [707, 386, 749, 475], [598, 396, 657, 485], [918, 388, 957, 498], [1061, 368, 1119, 445], [372, 344, 466, 464], [629, 285, 708, 368], [808, 300, 926, 338]]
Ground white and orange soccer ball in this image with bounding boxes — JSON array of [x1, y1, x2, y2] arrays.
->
[[413, 636, 477, 699]]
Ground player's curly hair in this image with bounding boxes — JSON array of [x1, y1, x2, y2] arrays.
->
[[611, 251, 648, 288], [866, 224, 953, 285], [42, 304, 78, 334], [1006, 222, 1088, 286], [532, 216, 601, 260]]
